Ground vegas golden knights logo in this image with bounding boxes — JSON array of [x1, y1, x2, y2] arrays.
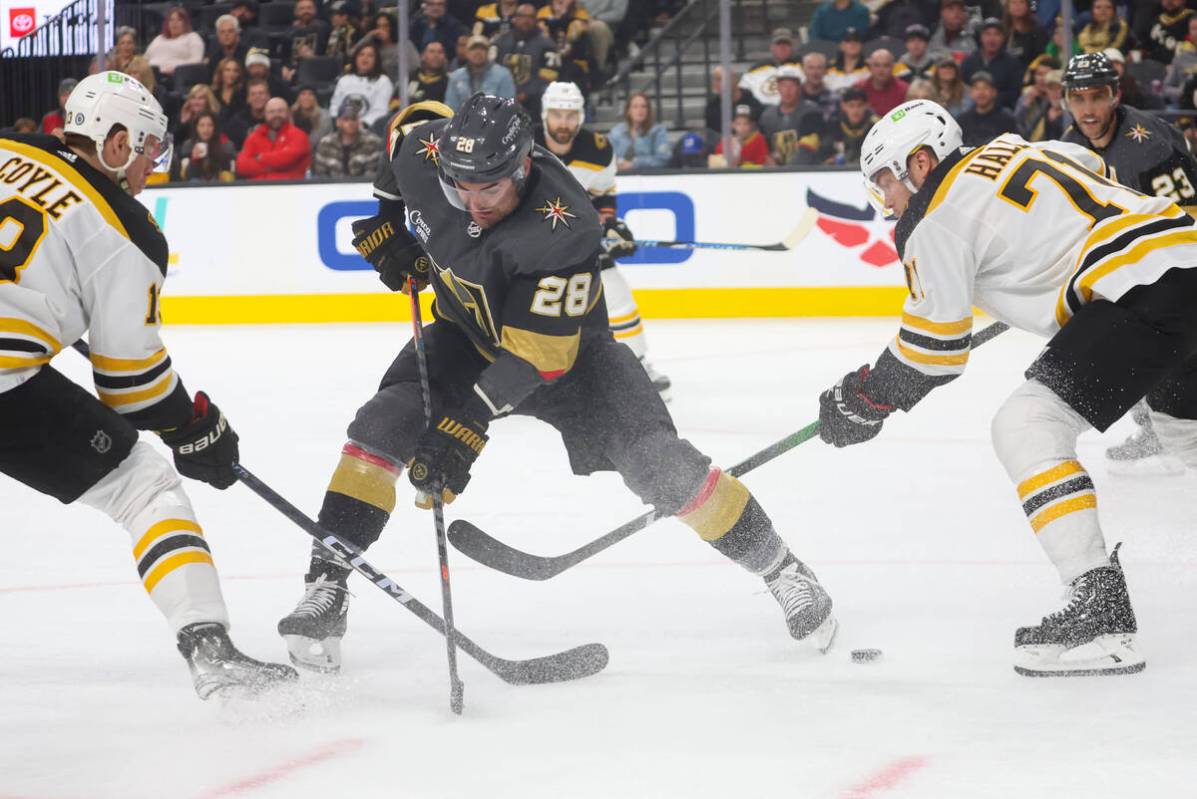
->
[[505, 54, 533, 85], [435, 264, 500, 344]]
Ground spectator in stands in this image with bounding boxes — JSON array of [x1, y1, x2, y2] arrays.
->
[[328, 42, 395, 127], [800, 52, 838, 119], [1016, 62, 1066, 140], [1105, 47, 1165, 109], [494, 4, 561, 117], [475, 0, 520, 38], [122, 57, 171, 115], [288, 0, 331, 67], [958, 71, 1018, 143], [705, 67, 764, 135], [585, 0, 631, 65], [539, 0, 599, 88], [711, 105, 769, 167], [145, 7, 205, 78], [809, 0, 871, 43], [291, 84, 334, 158], [7, 119, 38, 134], [352, 11, 419, 80], [325, 1, 360, 62], [206, 15, 250, 78], [1143, 0, 1192, 65], [962, 19, 1023, 109], [826, 28, 869, 92], [107, 26, 140, 72], [444, 35, 517, 110], [740, 28, 799, 105], [929, 56, 966, 114], [175, 111, 236, 182], [759, 65, 828, 165], [408, 41, 451, 104], [1077, 0, 1129, 54], [1003, 0, 1049, 70], [230, 0, 269, 49], [236, 96, 311, 179], [907, 78, 936, 99], [929, 0, 976, 58], [857, 49, 909, 115], [1164, 15, 1197, 104], [228, 76, 271, 146], [899, 24, 937, 81], [39, 78, 77, 135], [874, 0, 939, 40], [314, 100, 384, 177], [246, 48, 292, 103], [824, 86, 876, 165], [212, 57, 248, 138], [175, 83, 222, 143], [1046, 17, 1081, 60], [540, 0, 614, 73], [451, 34, 471, 70], [608, 92, 671, 170], [411, 0, 466, 55], [670, 131, 712, 168]]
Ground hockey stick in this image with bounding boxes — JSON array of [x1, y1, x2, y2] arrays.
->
[[407, 279, 465, 715], [234, 464, 610, 684], [632, 207, 818, 252], [447, 321, 1012, 580]]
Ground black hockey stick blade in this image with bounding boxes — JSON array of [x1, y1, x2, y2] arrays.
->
[[234, 464, 609, 685], [449, 322, 1012, 580]]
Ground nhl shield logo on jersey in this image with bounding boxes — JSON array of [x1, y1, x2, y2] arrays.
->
[[1126, 123, 1152, 144], [535, 197, 576, 230], [90, 429, 112, 454], [417, 134, 441, 164]]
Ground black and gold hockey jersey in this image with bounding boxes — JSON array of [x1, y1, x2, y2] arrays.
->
[[1063, 105, 1197, 214], [533, 126, 616, 215], [374, 114, 606, 415], [0, 134, 190, 430]]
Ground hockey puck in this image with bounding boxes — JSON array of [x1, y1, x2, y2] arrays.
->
[[851, 648, 883, 663]]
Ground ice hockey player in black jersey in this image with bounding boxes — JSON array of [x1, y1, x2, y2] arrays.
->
[[276, 94, 837, 672], [0, 72, 296, 699], [533, 81, 671, 398], [1062, 52, 1197, 474]]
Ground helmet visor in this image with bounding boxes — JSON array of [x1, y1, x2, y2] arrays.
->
[[864, 172, 897, 221], [438, 172, 517, 213], [143, 133, 173, 174]]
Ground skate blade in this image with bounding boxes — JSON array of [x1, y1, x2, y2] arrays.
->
[[800, 614, 839, 654], [1014, 634, 1146, 677], [1106, 454, 1184, 477], [283, 634, 342, 674]]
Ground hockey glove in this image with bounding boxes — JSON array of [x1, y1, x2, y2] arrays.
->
[[159, 392, 240, 489], [818, 365, 894, 448], [408, 397, 490, 505], [602, 217, 638, 260], [351, 214, 430, 293]]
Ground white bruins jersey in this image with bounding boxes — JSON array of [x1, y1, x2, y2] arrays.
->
[[0, 134, 189, 429], [533, 126, 616, 214], [891, 133, 1197, 383]]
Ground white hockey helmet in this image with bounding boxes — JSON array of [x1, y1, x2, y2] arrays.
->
[[541, 81, 586, 127], [859, 99, 962, 215], [63, 71, 171, 176]]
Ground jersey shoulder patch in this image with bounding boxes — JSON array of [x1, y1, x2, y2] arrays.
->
[[565, 129, 615, 171], [398, 117, 450, 166]]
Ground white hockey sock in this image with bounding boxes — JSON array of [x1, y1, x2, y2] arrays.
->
[[601, 266, 649, 359], [1148, 409, 1197, 468], [78, 442, 229, 632], [992, 380, 1109, 584]]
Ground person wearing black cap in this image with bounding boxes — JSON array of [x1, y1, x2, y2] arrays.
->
[[713, 103, 769, 167], [898, 23, 937, 81], [824, 85, 876, 165], [276, 94, 839, 671], [760, 64, 828, 164], [961, 18, 1023, 109], [739, 27, 801, 105], [826, 27, 869, 92], [313, 99, 384, 177], [875, 0, 939, 40], [928, 0, 976, 57], [957, 70, 1018, 144], [809, 0, 870, 43]]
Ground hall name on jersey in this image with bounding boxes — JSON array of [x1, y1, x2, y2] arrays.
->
[[0, 156, 85, 219], [964, 140, 1030, 181]]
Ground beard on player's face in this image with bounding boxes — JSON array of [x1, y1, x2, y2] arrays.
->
[[549, 123, 577, 145]]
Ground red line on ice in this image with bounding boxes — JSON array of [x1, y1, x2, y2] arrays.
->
[[191, 738, 364, 798], [840, 756, 929, 799]]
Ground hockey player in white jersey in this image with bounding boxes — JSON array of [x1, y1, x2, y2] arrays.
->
[[0, 72, 296, 698], [533, 81, 672, 399], [818, 100, 1197, 677]]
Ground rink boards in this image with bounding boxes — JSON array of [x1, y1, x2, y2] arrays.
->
[[139, 169, 909, 324]]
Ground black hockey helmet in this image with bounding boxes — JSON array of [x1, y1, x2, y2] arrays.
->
[[438, 92, 534, 186], [1062, 52, 1119, 94]]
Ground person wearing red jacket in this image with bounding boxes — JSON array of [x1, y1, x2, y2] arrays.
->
[[235, 97, 311, 180], [713, 104, 770, 167]]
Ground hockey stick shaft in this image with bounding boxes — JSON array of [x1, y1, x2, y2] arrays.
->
[[631, 208, 818, 252], [234, 463, 609, 684], [447, 321, 1011, 580], [408, 279, 465, 715]]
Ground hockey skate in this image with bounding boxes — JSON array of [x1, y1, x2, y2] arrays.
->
[[277, 571, 351, 673], [177, 622, 298, 700], [765, 555, 837, 652], [1014, 545, 1145, 677], [640, 356, 672, 402], [1106, 407, 1183, 476]]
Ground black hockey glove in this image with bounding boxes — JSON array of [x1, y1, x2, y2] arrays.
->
[[602, 217, 638, 259], [159, 392, 240, 489], [351, 214, 430, 292], [408, 397, 490, 505], [818, 365, 894, 448]]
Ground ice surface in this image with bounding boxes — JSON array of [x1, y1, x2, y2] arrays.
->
[[3, 319, 1195, 798]]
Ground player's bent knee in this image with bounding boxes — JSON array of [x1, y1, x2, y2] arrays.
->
[[992, 380, 1088, 479], [346, 385, 425, 464], [615, 430, 711, 514], [77, 442, 190, 529]]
